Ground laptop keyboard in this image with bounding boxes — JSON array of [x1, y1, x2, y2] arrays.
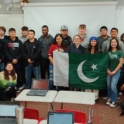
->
[[30, 90, 47, 94]]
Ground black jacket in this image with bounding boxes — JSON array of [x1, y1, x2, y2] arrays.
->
[[4, 37, 22, 62], [62, 35, 72, 48], [0, 39, 5, 62], [23, 39, 41, 67]]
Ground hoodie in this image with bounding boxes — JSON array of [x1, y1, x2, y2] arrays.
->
[[0, 39, 4, 62], [4, 37, 22, 62], [38, 34, 54, 59]]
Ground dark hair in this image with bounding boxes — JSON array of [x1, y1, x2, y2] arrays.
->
[[0, 26, 6, 33], [100, 26, 108, 31], [21, 26, 28, 31], [53, 33, 64, 46], [88, 40, 99, 53], [9, 28, 16, 32], [120, 33, 124, 41], [108, 38, 120, 51], [28, 30, 35, 35], [79, 24, 86, 29], [42, 25, 48, 29], [73, 35, 81, 40], [110, 28, 118, 33], [4, 63, 16, 80]]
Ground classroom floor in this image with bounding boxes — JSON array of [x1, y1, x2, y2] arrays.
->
[[20, 94, 124, 124]]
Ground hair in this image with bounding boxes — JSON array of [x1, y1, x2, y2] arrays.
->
[[100, 26, 108, 31], [73, 35, 81, 40], [0, 26, 6, 33], [110, 28, 118, 33], [28, 29, 35, 35], [88, 40, 99, 53], [120, 33, 124, 41], [9, 28, 16, 32], [4, 63, 16, 80], [108, 38, 120, 51], [42, 25, 49, 29], [21, 26, 28, 31], [79, 24, 86, 29], [53, 33, 64, 46]]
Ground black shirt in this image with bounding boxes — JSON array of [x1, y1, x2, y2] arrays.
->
[[62, 35, 72, 48]]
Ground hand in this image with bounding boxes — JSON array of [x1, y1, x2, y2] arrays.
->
[[28, 59, 34, 64], [107, 70, 112, 76], [12, 59, 18, 64], [111, 71, 116, 75]]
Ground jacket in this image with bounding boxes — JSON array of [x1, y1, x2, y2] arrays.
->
[[0, 39, 5, 62]]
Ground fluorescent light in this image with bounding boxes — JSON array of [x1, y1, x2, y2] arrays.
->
[[2, 0, 12, 3]]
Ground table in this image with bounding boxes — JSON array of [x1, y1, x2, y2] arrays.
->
[[15, 89, 57, 110], [54, 91, 95, 124], [24, 119, 38, 124]]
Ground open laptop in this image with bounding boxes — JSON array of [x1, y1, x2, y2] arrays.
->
[[47, 112, 74, 124], [27, 79, 49, 96]]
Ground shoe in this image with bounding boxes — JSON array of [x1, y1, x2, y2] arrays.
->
[[103, 97, 107, 99], [18, 84, 25, 91], [110, 102, 117, 108], [106, 98, 112, 105]]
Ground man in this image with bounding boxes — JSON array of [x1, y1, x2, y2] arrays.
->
[[78, 24, 89, 48], [98, 26, 110, 51], [23, 30, 41, 89], [38, 25, 54, 79], [4, 28, 22, 88], [60, 25, 72, 48], [102, 28, 124, 53], [0, 26, 8, 41]]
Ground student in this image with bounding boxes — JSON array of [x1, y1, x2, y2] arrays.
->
[[0, 63, 17, 101], [106, 38, 123, 107], [102, 28, 124, 54], [0, 39, 5, 71], [60, 25, 72, 48], [120, 33, 124, 44], [38, 25, 54, 79], [48, 33, 65, 90], [78, 24, 89, 48], [4, 28, 22, 88], [65, 35, 85, 54], [23, 30, 41, 89], [98, 26, 110, 51], [0, 26, 8, 41], [84, 36, 100, 100]]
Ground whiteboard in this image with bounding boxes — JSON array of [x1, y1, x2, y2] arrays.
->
[[24, 6, 116, 39]]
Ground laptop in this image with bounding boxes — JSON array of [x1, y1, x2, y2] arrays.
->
[[27, 79, 49, 96], [47, 112, 74, 124]]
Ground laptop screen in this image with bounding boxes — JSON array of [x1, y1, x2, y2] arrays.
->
[[32, 79, 48, 90], [48, 112, 74, 124]]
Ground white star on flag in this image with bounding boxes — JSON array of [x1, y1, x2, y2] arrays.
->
[[91, 64, 97, 71]]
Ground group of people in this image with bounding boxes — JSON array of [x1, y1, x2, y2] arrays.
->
[[0, 24, 124, 108]]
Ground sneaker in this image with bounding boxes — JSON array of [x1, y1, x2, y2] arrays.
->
[[110, 102, 117, 108], [18, 84, 25, 91], [106, 98, 112, 105]]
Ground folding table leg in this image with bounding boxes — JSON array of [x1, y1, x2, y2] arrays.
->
[[50, 103, 54, 111], [87, 106, 93, 124], [48, 103, 54, 111], [61, 103, 63, 109], [25, 101, 27, 107]]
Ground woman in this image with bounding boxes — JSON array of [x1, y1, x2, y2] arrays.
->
[[106, 38, 123, 107], [0, 63, 17, 101], [48, 33, 65, 90], [84, 36, 100, 100], [120, 33, 124, 44]]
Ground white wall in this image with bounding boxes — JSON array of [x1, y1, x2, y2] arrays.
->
[[0, 14, 24, 37]]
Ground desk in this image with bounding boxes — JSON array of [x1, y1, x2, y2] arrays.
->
[[15, 89, 57, 110], [24, 119, 38, 124]]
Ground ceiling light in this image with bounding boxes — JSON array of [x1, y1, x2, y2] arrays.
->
[[2, 0, 12, 3]]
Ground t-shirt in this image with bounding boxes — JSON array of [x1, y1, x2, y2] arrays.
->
[[108, 50, 123, 70]]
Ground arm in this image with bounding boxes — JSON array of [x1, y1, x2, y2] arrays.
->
[[48, 45, 53, 65], [48, 56, 53, 65]]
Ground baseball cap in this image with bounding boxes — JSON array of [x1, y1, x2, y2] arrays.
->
[[61, 25, 68, 30], [90, 36, 98, 42]]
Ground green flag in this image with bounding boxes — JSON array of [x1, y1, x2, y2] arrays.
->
[[54, 52, 109, 90]]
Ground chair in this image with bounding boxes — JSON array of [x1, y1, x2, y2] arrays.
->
[[55, 109, 86, 124]]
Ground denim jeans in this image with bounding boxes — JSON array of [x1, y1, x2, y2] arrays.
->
[[107, 69, 121, 102], [25, 64, 40, 89], [0, 62, 4, 72]]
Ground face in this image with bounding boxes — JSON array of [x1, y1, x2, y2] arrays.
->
[[42, 27, 48, 36], [56, 36, 62, 45], [28, 31, 35, 39], [90, 40, 97, 47], [0, 29, 5, 36], [22, 30, 28, 37], [78, 28, 86, 35], [122, 35, 124, 41], [6, 64, 13, 71], [100, 29, 108, 36], [61, 30, 68, 36], [110, 30, 118, 38], [73, 36, 81, 44], [111, 39, 117, 48], [9, 31, 16, 38]]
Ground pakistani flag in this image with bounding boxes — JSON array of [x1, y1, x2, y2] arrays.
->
[[53, 52, 109, 90]]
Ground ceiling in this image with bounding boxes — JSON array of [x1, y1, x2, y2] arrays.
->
[[0, 0, 123, 14]]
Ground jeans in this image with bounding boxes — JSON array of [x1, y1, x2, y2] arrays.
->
[[107, 69, 121, 102], [25, 64, 40, 89], [0, 62, 4, 72]]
